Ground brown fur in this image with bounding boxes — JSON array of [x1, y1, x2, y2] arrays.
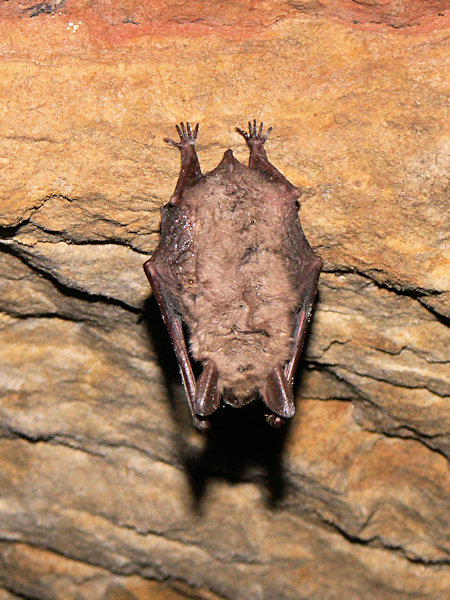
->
[[178, 153, 301, 405]]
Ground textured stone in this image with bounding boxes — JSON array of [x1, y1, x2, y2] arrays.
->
[[0, 543, 219, 600], [0, 2, 449, 599]]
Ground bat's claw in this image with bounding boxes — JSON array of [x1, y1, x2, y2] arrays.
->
[[236, 119, 272, 146], [266, 413, 286, 428], [193, 414, 210, 433], [165, 122, 199, 149]]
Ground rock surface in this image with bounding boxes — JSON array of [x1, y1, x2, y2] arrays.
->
[[0, 2, 449, 599]]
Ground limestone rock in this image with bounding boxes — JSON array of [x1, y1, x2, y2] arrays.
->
[[0, 2, 448, 599]]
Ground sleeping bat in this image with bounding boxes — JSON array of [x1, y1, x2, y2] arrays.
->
[[144, 120, 323, 432]]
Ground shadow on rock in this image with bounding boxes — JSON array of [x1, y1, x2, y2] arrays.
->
[[141, 294, 291, 508], [141, 295, 183, 407], [183, 402, 291, 510]]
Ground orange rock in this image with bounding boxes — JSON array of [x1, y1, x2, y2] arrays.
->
[[0, 3, 448, 599]]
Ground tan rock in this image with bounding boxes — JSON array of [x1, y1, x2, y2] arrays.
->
[[0, 2, 448, 599], [0, 543, 220, 600]]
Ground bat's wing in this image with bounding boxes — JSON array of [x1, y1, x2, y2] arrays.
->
[[237, 121, 323, 427], [262, 255, 322, 428], [144, 258, 208, 432], [145, 252, 222, 432], [284, 255, 323, 387], [145, 123, 221, 431]]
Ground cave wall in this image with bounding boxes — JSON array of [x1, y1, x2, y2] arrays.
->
[[0, 2, 449, 599]]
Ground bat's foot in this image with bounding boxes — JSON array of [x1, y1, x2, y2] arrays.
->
[[236, 119, 272, 147], [165, 122, 202, 205], [236, 118, 297, 191], [165, 122, 199, 149]]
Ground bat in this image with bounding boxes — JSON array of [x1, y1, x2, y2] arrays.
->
[[144, 120, 323, 432]]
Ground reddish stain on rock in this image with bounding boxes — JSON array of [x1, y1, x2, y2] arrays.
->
[[0, 1, 447, 47], [315, 0, 450, 32], [0, 0, 282, 44]]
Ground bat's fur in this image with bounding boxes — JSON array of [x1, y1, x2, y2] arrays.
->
[[145, 121, 322, 429], [177, 151, 301, 405]]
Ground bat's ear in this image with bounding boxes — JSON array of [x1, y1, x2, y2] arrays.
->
[[291, 185, 302, 201], [217, 149, 241, 173], [169, 190, 185, 206]]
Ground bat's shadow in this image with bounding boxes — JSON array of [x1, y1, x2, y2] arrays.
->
[[143, 296, 290, 509], [183, 403, 291, 509]]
